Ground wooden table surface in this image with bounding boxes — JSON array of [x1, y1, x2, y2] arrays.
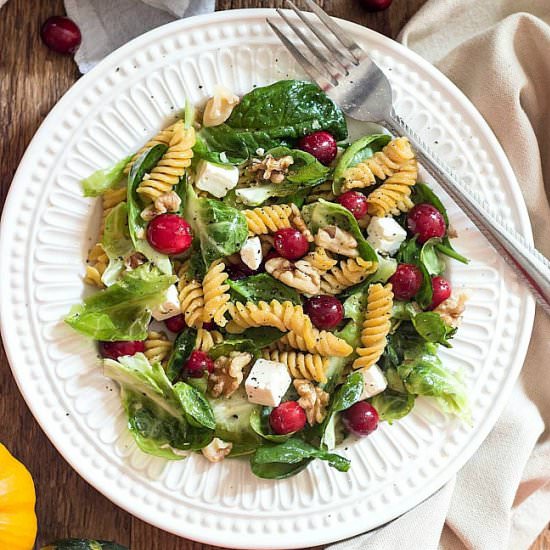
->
[[1, 1, 548, 549]]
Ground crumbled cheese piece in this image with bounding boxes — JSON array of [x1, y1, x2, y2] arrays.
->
[[151, 285, 180, 321], [240, 237, 263, 270], [245, 359, 292, 407], [357, 364, 388, 400], [195, 160, 239, 198], [367, 216, 407, 256]]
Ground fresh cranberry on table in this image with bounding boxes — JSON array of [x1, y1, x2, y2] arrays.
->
[[429, 276, 452, 310], [40, 16, 82, 54], [342, 401, 379, 436], [296, 131, 337, 165], [269, 401, 307, 435], [99, 340, 145, 360], [360, 0, 393, 12], [337, 190, 369, 219], [183, 350, 214, 378], [389, 263, 423, 301], [164, 314, 186, 333], [146, 213, 193, 255], [304, 295, 344, 330], [273, 228, 309, 260], [407, 203, 446, 244]]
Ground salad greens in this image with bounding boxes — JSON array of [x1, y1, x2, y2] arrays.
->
[[69, 78, 471, 481], [65, 265, 175, 341]]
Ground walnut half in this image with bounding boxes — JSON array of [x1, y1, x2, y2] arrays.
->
[[314, 225, 359, 257], [433, 292, 468, 328], [208, 351, 252, 398], [293, 379, 329, 425], [265, 256, 321, 295], [201, 438, 233, 462], [248, 154, 294, 184], [140, 190, 181, 221]]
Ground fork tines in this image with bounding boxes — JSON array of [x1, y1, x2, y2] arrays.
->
[[266, 0, 365, 89]]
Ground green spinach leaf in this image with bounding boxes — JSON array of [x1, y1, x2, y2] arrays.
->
[[173, 382, 216, 430], [208, 327, 285, 360], [228, 273, 301, 304], [165, 328, 197, 382]]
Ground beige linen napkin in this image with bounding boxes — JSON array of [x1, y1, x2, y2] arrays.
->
[[329, 2, 550, 549]]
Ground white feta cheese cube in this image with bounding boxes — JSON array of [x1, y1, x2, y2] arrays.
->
[[151, 285, 181, 321], [195, 160, 239, 198], [367, 216, 407, 256], [245, 359, 292, 407], [357, 364, 388, 400], [240, 237, 263, 270]]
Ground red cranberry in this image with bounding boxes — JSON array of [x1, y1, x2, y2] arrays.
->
[[146, 214, 193, 255], [304, 295, 344, 330], [41, 16, 82, 54], [389, 263, 423, 301], [407, 203, 446, 244], [296, 131, 337, 165], [183, 350, 214, 378], [269, 401, 307, 435], [99, 340, 145, 360], [164, 314, 186, 333], [342, 401, 379, 436], [360, 0, 393, 12], [202, 321, 216, 331], [273, 228, 309, 260], [337, 191, 368, 219], [429, 276, 452, 310]]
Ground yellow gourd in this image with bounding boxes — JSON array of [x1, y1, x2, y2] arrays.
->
[[0, 443, 37, 550]]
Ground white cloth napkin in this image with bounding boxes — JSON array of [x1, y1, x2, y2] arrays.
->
[[328, 2, 550, 549], [64, 0, 215, 73]]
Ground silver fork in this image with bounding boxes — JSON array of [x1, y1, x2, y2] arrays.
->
[[267, 0, 550, 315]]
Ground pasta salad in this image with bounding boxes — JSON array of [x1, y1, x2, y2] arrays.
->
[[66, 80, 469, 479]]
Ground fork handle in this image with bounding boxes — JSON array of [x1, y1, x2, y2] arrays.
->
[[385, 109, 550, 316]]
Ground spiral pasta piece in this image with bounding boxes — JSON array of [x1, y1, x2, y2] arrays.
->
[[178, 262, 205, 329], [124, 122, 177, 174], [263, 349, 328, 383], [202, 260, 230, 327], [303, 247, 337, 275], [137, 121, 195, 202], [195, 329, 224, 352], [366, 159, 418, 217], [320, 258, 378, 295], [243, 205, 293, 236], [342, 137, 415, 192], [84, 243, 108, 287], [280, 329, 352, 358], [144, 331, 172, 365], [353, 283, 393, 370]]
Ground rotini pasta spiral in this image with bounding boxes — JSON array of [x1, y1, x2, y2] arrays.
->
[[263, 349, 328, 383], [303, 247, 337, 275], [124, 122, 177, 174], [367, 159, 418, 217], [243, 205, 293, 235], [320, 258, 378, 295], [137, 121, 195, 202], [195, 328, 224, 352], [342, 137, 415, 192], [144, 331, 172, 365], [279, 329, 352, 358], [353, 283, 393, 370], [178, 262, 205, 329], [202, 260, 230, 327], [84, 243, 108, 287]]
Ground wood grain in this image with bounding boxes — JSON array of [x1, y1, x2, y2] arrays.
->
[[0, 1, 547, 549]]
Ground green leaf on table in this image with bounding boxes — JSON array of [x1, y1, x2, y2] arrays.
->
[[65, 264, 176, 341], [81, 156, 131, 197]]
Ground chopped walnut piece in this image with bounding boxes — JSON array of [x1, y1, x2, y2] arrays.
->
[[201, 438, 233, 462], [125, 252, 147, 270], [203, 85, 240, 127], [265, 257, 321, 295], [314, 225, 359, 257], [208, 351, 253, 398], [140, 190, 182, 221], [433, 292, 469, 328], [290, 204, 314, 242], [293, 379, 329, 425], [248, 154, 294, 184]]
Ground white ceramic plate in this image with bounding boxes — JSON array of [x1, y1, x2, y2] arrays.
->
[[0, 9, 535, 549]]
